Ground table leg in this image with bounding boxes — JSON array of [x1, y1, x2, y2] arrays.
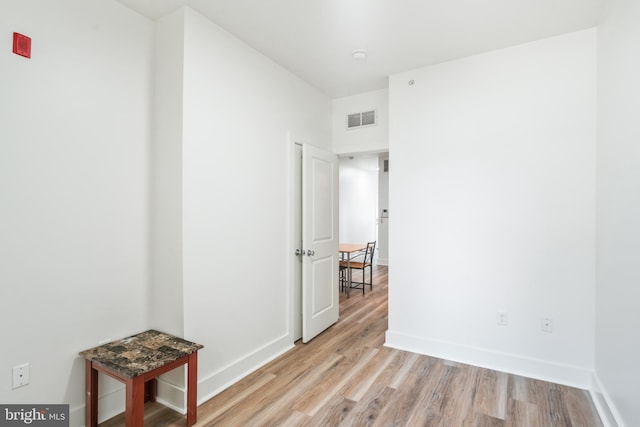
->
[[145, 379, 157, 403], [85, 360, 98, 427], [347, 253, 352, 298], [125, 376, 145, 426], [186, 352, 198, 426]]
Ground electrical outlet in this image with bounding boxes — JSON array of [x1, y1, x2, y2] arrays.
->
[[541, 317, 553, 333], [12, 363, 29, 389], [497, 311, 508, 326]]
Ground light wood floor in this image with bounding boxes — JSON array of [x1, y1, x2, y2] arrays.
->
[[101, 265, 602, 426]]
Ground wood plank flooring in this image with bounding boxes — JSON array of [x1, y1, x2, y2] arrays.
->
[[101, 266, 602, 426]]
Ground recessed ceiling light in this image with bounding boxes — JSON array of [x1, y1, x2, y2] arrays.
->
[[352, 49, 368, 61]]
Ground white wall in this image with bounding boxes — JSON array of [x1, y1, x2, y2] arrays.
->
[[0, 1, 154, 425], [333, 89, 389, 155], [148, 9, 188, 408], [178, 7, 332, 403], [387, 29, 597, 388], [151, 7, 185, 338], [339, 157, 379, 246], [595, 0, 640, 425]]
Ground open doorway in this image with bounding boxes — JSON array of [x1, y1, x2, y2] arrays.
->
[[338, 152, 389, 267], [292, 147, 389, 343]]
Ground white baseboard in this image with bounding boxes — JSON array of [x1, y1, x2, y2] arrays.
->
[[69, 383, 127, 427], [376, 258, 388, 266], [156, 376, 187, 414], [196, 333, 294, 405], [71, 335, 293, 426], [69, 404, 85, 427], [590, 372, 624, 427], [69, 381, 189, 427], [385, 330, 593, 389], [153, 333, 294, 410]]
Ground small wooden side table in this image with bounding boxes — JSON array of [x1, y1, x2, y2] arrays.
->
[[80, 330, 203, 427]]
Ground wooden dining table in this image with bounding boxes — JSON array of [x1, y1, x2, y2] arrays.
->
[[339, 243, 367, 297]]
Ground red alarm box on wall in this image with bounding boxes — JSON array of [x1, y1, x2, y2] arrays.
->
[[13, 32, 31, 58]]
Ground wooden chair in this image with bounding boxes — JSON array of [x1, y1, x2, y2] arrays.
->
[[338, 250, 351, 293], [340, 241, 376, 294], [339, 263, 348, 292]]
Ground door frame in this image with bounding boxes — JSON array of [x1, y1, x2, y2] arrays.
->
[[287, 135, 304, 343], [291, 141, 303, 341]]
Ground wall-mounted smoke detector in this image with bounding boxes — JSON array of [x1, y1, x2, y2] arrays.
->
[[347, 110, 376, 130]]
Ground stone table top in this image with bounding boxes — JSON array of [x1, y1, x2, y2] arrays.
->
[[79, 330, 203, 378]]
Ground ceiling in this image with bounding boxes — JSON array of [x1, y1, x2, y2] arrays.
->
[[117, 0, 602, 98], [339, 154, 382, 172]]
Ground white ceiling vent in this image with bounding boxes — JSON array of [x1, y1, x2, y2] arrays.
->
[[347, 110, 376, 129]]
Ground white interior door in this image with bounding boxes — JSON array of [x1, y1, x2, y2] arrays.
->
[[302, 144, 339, 343]]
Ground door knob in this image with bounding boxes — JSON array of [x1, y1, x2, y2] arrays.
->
[[295, 249, 305, 256], [307, 250, 315, 256]]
